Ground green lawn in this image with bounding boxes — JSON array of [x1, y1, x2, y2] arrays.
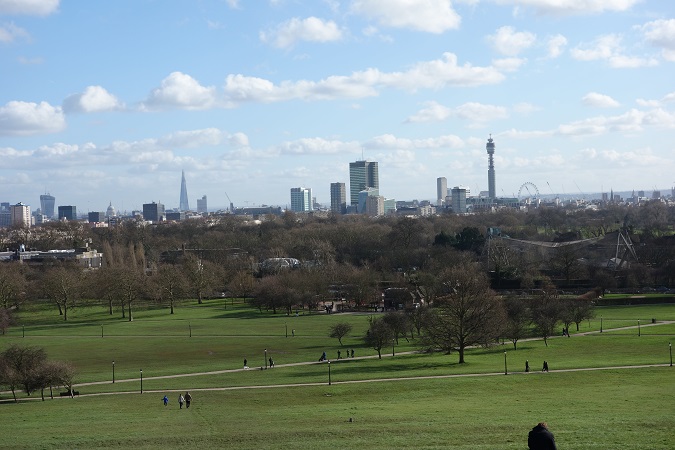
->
[[2, 300, 675, 449]]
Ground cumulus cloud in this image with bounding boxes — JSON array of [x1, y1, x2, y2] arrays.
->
[[487, 26, 536, 56], [158, 128, 225, 148], [260, 17, 343, 49], [557, 108, 675, 136], [582, 92, 620, 108], [350, 0, 461, 33], [637, 19, 675, 62], [62, 86, 123, 113], [142, 72, 217, 110], [0, 101, 65, 136], [454, 102, 509, 124], [276, 137, 357, 155], [493, 0, 640, 16], [571, 34, 659, 68], [365, 133, 464, 150], [405, 101, 451, 123], [547, 34, 567, 58], [0, 0, 59, 15], [0, 22, 28, 43]]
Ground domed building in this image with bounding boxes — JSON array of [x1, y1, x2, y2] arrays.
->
[[106, 202, 117, 217]]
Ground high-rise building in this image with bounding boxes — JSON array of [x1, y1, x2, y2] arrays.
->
[[143, 201, 165, 222], [58, 205, 77, 221], [11, 202, 31, 227], [330, 182, 346, 214], [88, 211, 105, 223], [358, 187, 379, 214], [486, 135, 496, 199], [197, 195, 207, 214], [290, 187, 311, 212], [349, 160, 379, 210], [436, 177, 447, 206], [451, 186, 467, 213], [40, 193, 55, 218], [179, 170, 189, 211], [365, 195, 384, 217]]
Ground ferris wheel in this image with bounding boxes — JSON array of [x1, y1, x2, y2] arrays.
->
[[518, 182, 540, 199]]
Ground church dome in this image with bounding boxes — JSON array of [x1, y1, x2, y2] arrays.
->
[[106, 202, 117, 217]]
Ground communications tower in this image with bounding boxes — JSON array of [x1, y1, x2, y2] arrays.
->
[[486, 135, 496, 199]]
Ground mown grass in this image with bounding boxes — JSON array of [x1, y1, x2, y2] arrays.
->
[[2, 300, 675, 449]]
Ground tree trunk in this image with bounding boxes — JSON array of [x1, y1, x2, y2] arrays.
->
[[170, 298, 174, 314], [63, 303, 68, 322], [128, 302, 133, 322], [108, 298, 113, 315], [458, 347, 465, 364]]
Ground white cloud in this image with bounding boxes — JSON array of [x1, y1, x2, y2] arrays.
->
[[62, 86, 123, 113], [571, 34, 659, 68], [159, 128, 225, 149], [225, 53, 505, 104], [513, 102, 539, 114], [556, 108, 675, 136], [0, 101, 65, 136], [454, 102, 509, 124], [0, 21, 28, 43], [365, 133, 464, 150], [547, 34, 567, 58], [0, 0, 59, 16], [582, 92, 620, 108], [487, 26, 536, 56], [260, 17, 343, 49], [405, 101, 451, 123], [492, 0, 640, 16], [637, 19, 675, 61], [277, 137, 358, 155], [224, 0, 240, 9], [142, 72, 217, 110], [491, 57, 526, 72], [350, 0, 461, 33]]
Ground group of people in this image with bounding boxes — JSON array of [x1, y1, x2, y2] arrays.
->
[[524, 360, 549, 372], [162, 391, 192, 409], [336, 349, 355, 359], [562, 327, 571, 337]]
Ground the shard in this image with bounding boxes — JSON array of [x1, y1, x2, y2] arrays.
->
[[179, 170, 190, 211]]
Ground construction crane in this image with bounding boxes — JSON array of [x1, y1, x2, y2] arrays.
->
[[574, 181, 585, 200], [224, 191, 234, 212]]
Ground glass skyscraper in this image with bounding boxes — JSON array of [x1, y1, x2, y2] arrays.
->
[[349, 160, 378, 211]]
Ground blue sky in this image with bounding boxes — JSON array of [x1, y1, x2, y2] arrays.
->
[[1, 0, 674, 213]]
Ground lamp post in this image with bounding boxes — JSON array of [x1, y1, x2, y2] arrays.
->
[[638, 319, 641, 337], [264, 349, 268, 369], [189, 322, 192, 338], [101, 325, 104, 338], [112, 360, 115, 384], [670, 342, 672, 367], [392, 338, 395, 357], [504, 351, 508, 375], [285, 322, 288, 338], [140, 369, 143, 394], [328, 360, 331, 385], [600, 316, 603, 333]]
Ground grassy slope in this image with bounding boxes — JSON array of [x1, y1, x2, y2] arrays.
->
[[2, 300, 675, 449]]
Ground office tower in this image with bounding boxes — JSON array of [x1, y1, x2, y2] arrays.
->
[[290, 187, 311, 212], [179, 170, 189, 211], [486, 135, 496, 199], [40, 193, 55, 218], [437, 177, 447, 206], [58, 205, 77, 221], [349, 160, 379, 210], [330, 182, 346, 214], [358, 187, 379, 214], [143, 201, 165, 222], [451, 186, 467, 213], [88, 211, 105, 223], [11, 202, 31, 227], [197, 195, 207, 214], [365, 195, 384, 217]]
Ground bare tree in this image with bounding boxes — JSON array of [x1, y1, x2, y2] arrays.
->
[[503, 296, 530, 350], [155, 263, 188, 314], [0, 345, 48, 400], [421, 264, 506, 364], [329, 322, 353, 346], [365, 316, 393, 359], [41, 265, 82, 321], [529, 280, 563, 346]]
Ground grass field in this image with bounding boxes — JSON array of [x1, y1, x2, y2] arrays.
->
[[2, 300, 675, 449]]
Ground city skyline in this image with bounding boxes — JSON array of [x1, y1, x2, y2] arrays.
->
[[1, 1, 674, 210]]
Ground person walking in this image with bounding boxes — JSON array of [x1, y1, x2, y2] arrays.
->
[[525, 360, 530, 372], [163, 395, 169, 407], [178, 394, 185, 409], [528, 422, 557, 449], [337, 350, 341, 360], [185, 391, 192, 409], [244, 358, 248, 369], [542, 361, 549, 372]]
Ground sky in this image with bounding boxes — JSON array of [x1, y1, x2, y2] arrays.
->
[[1, 0, 674, 213]]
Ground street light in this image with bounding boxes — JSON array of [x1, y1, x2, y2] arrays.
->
[[285, 322, 288, 338], [112, 360, 115, 384], [504, 351, 508, 375], [140, 369, 143, 394], [392, 338, 395, 357], [600, 316, 603, 333], [638, 319, 641, 337], [670, 342, 672, 367], [101, 325, 104, 338], [328, 360, 331, 385], [264, 349, 267, 369]]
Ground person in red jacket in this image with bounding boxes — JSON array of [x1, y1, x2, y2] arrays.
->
[[528, 422, 557, 450]]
